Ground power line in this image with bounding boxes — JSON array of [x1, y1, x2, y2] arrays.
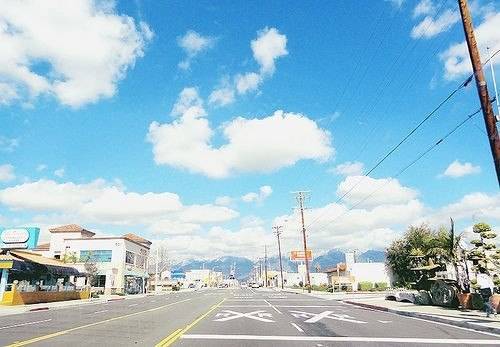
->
[[311, 106, 483, 234], [306, 48, 500, 230]]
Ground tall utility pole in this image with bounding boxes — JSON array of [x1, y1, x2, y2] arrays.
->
[[264, 245, 268, 287], [273, 225, 285, 289], [457, 0, 500, 186], [155, 247, 159, 293], [293, 191, 312, 293]]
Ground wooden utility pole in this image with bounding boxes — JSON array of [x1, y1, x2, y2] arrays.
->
[[264, 245, 268, 287], [457, 0, 500, 186], [293, 191, 312, 293], [273, 225, 285, 289]]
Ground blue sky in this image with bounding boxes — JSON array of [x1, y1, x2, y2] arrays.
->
[[0, 0, 499, 260]]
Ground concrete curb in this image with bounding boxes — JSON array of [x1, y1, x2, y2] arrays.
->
[[344, 300, 500, 335]]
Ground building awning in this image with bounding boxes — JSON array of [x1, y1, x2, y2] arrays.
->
[[7, 251, 85, 276]]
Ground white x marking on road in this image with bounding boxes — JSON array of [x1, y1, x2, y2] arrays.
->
[[289, 310, 366, 324], [214, 310, 274, 323]]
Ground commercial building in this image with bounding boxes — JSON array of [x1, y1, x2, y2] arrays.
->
[[1, 227, 88, 305], [35, 224, 151, 295], [325, 252, 392, 291]]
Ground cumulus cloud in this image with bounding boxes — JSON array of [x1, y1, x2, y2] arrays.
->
[[336, 175, 419, 208], [208, 27, 287, 105], [148, 88, 333, 178], [215, 196, 233, 206], [411, 9, 459, 39], [208, 87, 235, 107], [413, 0, 435, 17], [332, 161, 364, 176], [241, 186, 273, 203], [0, 0, 152, 107], [442, 160, 481, 178], [177, 30, 215, 70], [0, 164, 15, 182], [440, 12, 500, 79], [251, 27, 288, 75], [0, 178, 238, 232]]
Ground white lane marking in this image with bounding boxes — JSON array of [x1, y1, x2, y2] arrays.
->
[[342, 301, 500, 338], [213, 310, 274, 323], [129, 303, 138, 307], [221, 305, 269, 307], [264, 299, 282, 315], [290, 310, 366, 324], [378, 320, 392, 323], [181, 335, 500, 344], [93, 310, 108, 314], [276, 305, 343, 308], [290, 322, 304, 333], [0, 319, 52, 330]]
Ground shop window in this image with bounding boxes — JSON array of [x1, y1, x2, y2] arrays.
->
[[80, 250, 112, 262], [125, 250, 135, 265]]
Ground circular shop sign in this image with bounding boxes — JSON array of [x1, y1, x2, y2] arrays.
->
[[1, 228, 29, 244]]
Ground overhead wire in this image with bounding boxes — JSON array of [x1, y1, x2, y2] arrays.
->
[[311, 105, 485, 234]]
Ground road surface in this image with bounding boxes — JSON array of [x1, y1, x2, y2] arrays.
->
[[0, 288, 498, 346]]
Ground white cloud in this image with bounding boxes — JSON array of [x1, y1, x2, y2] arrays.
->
[[0, 82, 18, 105], [0, 0, 152, 107], [442, 160, 481, 178], [208, 87, 235, 107], [54, 168, 65, 178], [336, 175, 419, 208], [251, 27, 288, 75], [177, 30, 214, 70], [235, 72, 262, 95], [148, 88, 333, 178], [0, 164, 15, 182], [36, 164, 47, 172], [0, 178, 238, 233], [413, 0, 435, 18], [208, 27, 287, 103], [215, 196, 233, 206], [440, 12, 500, 79], [242, 185, 273, 203], [332, 161, 364, 176], [411, 9, 459, 39], [0, 136, 19, 152], [170, 87, 204, 117]]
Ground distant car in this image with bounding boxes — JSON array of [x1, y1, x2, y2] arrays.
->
[[250, 283, 260, 288], [241, 283, 247, 288], [187, 283, 195, 289]]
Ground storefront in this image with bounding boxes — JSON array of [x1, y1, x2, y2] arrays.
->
[[0, 227, 88, 305]]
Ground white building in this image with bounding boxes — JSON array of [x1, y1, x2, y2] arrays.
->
[[34, 224, 151, 295]]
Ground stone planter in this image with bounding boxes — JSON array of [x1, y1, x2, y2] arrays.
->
[[457, 293, 473, 309]]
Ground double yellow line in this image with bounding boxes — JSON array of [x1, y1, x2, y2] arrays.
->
[[7, 298, 192, 346], [155, 298, 226, 347]]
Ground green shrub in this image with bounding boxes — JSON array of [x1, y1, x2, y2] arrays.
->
[[375, 282, 388, 291], [358, 281, 374, 291]]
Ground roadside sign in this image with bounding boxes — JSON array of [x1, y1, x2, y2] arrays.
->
[[0, 227, 39, 250], [290, 250, 313, 261]]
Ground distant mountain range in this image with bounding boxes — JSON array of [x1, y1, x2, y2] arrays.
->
[[172, 249, 386, 280]]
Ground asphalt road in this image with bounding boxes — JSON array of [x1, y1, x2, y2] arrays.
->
[[0, 288, 498, 346]]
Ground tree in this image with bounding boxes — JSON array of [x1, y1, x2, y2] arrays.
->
[[468, 222, 499, 272], [84, 258, 99, 287], [386, 224, 463, 288], [386, 224, 434, 287]]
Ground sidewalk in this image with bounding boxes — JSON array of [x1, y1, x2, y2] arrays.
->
[[344, 297, 500, 335], [0, 291, 170, 317], [278, 287, 386, 300]]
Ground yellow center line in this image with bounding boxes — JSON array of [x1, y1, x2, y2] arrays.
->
[[156, 297, 226, 347], [6, 298, 192, 347]]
